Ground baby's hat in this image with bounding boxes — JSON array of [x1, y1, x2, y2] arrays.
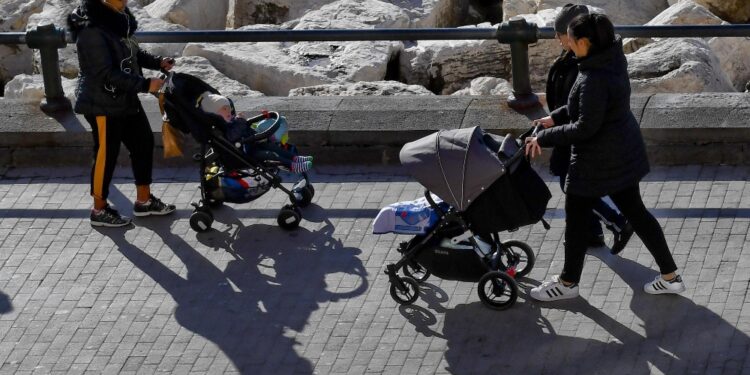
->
[[198, 91, 231, 114]]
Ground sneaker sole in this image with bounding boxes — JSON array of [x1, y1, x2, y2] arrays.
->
[[90, 220, 131, 228], [644, 286, 686, 295], [133, 209, 176, 217]]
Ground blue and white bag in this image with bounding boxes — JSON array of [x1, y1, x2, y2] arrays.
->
[[372, 196, 449, 235]]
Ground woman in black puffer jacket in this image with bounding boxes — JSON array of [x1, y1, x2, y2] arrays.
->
[[68, 0, 176, 227], [524, 13, 686, 301], [545, 4, 631, 252]]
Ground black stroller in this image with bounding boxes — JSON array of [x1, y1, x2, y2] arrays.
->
[[378, 126, 551, 310], [157, 72, 315, 232]]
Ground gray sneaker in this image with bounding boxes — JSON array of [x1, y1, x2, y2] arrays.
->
[[91, 205, 132, 227], [133, 194, 176, 217]]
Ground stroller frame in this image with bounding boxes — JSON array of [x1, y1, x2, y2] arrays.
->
[[189, 111, 314, 232]]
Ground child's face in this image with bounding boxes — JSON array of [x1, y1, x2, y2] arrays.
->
[[218, 105, 232, 122]]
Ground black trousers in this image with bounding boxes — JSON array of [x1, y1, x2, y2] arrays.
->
[[85, 108, 154, 201], [561, 184, 678, 283]]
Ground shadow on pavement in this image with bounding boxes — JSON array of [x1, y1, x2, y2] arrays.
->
[[398, 249, 748, 374], [0, 291, 12, 314], [97, 210, 368, 374]]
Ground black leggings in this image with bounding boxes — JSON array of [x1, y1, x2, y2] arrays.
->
[[561, 184, 678, 283], [85, 108, 154, 201]]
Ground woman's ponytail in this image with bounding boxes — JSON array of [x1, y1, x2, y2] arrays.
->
[[568, 13, 615, 55]]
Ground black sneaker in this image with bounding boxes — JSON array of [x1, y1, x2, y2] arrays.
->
[[91, 205, 132, 227], [610, 221, 634, 255], [133, 194, 176, 217]]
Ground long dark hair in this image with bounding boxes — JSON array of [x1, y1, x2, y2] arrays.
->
[[567, 13, 615, 55]]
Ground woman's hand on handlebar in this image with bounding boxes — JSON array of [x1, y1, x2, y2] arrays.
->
[[524, 137, 542, 159], [160, 57, 175, 71], [533, 116, 554, 129]]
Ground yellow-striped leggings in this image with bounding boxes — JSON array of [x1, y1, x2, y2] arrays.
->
[[84, 108, 154, 201]]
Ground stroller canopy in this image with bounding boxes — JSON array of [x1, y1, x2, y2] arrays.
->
[[399, 126, 506, 211]]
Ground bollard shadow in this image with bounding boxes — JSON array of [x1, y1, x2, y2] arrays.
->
[[97, 209, 368, 374], [591, 248, 750, 375]]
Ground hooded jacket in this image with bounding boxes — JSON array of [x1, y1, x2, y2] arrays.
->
[[67, 0, 162, 115], [536, 38, 650, 197]]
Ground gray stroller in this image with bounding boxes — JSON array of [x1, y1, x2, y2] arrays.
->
[[380, 126, 551, 310]]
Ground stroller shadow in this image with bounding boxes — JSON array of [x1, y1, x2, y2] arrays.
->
[[97, 213, 368, 374], [0, 291, 12, 314]]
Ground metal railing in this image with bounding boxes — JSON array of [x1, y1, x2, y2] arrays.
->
[[3, 18, 750, 112]]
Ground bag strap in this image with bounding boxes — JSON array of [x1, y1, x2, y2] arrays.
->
[[158, 93, 168, 122]]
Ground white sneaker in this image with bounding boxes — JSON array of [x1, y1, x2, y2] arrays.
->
[[529, 275, 579, 302], [644, 275, 686, 295]]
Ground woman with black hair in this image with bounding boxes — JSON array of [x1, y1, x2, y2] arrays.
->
[[544, 4, 632, 253], [524, 13, 686, 301], [68, 0, 177, 227]]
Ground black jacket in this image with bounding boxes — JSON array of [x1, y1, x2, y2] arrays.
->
[[536, 38, 650, 197], [68, 0, 162, 116], [545, 50, 579, 176]]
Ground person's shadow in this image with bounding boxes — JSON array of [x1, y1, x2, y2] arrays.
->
[[412, 249, 750, 374], [96, 205, 368, 374], [592, 249, 750, 375]]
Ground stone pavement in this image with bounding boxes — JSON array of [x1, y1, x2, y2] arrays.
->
[[0, 165, 749, 375]]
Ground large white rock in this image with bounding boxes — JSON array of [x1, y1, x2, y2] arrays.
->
[[26, 0, 79, 79], [0, 0, 44, 89], [708, 36, 750, 92], [694, 0, 750, 23], [289, 80, 434, 96], [627, 38, 735, 93], [185, 2, 404, 95], [172, 56, 264, 96], [400, 9, 586, 95], [623, 0, 723, 53], [228, 0, 473, 28], [451, 77, 513, 97], [504, 0, 669, 25], [130, 7, 189, 58], [145, 0, 229, 30], [3, 73, 78, 103], [294, 0, 410, 29]]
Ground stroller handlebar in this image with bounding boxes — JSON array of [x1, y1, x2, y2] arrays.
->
[[239, 111, 281, 143], [424, 189, 446, 217]]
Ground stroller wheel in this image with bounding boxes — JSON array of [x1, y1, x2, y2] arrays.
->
[[477, 271, 518, 310], [277, 205, 302, 230], [390, 276, 420, 305], [497, 240, 536, 278], [402, 261, 430, 283], [190, 210, 213, 232], [293, 185, 314, 208]]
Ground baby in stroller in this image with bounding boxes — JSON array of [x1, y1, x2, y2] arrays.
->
[[198, 92, 314, 173]]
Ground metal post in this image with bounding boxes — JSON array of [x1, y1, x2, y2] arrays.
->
[[25, 24, 71, 113], [497, 17, 540, 110]]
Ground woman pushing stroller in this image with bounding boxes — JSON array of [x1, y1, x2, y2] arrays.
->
[[524, 13, 686, 301]]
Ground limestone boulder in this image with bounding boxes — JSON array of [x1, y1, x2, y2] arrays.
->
[[694, 0, 750, 23], [26, 0, 79, 79], [3, 73, 78, 103], [627, 38, 735, 93], [451, 77, 512, 97], [145, 0, 229, 30], [504, 0, 669, 25], [172, 56, 264, 97], [0, 0, 44, 90], [289, 80, 434, 96], [228, 0, 476, 28], [130, 7, 189, 58], [708, 36, 750, 92], [185, 3, 404, 96], [623, 0, 723, 53], [400, 9, 577, 95], [294, 0, 410, 29]]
